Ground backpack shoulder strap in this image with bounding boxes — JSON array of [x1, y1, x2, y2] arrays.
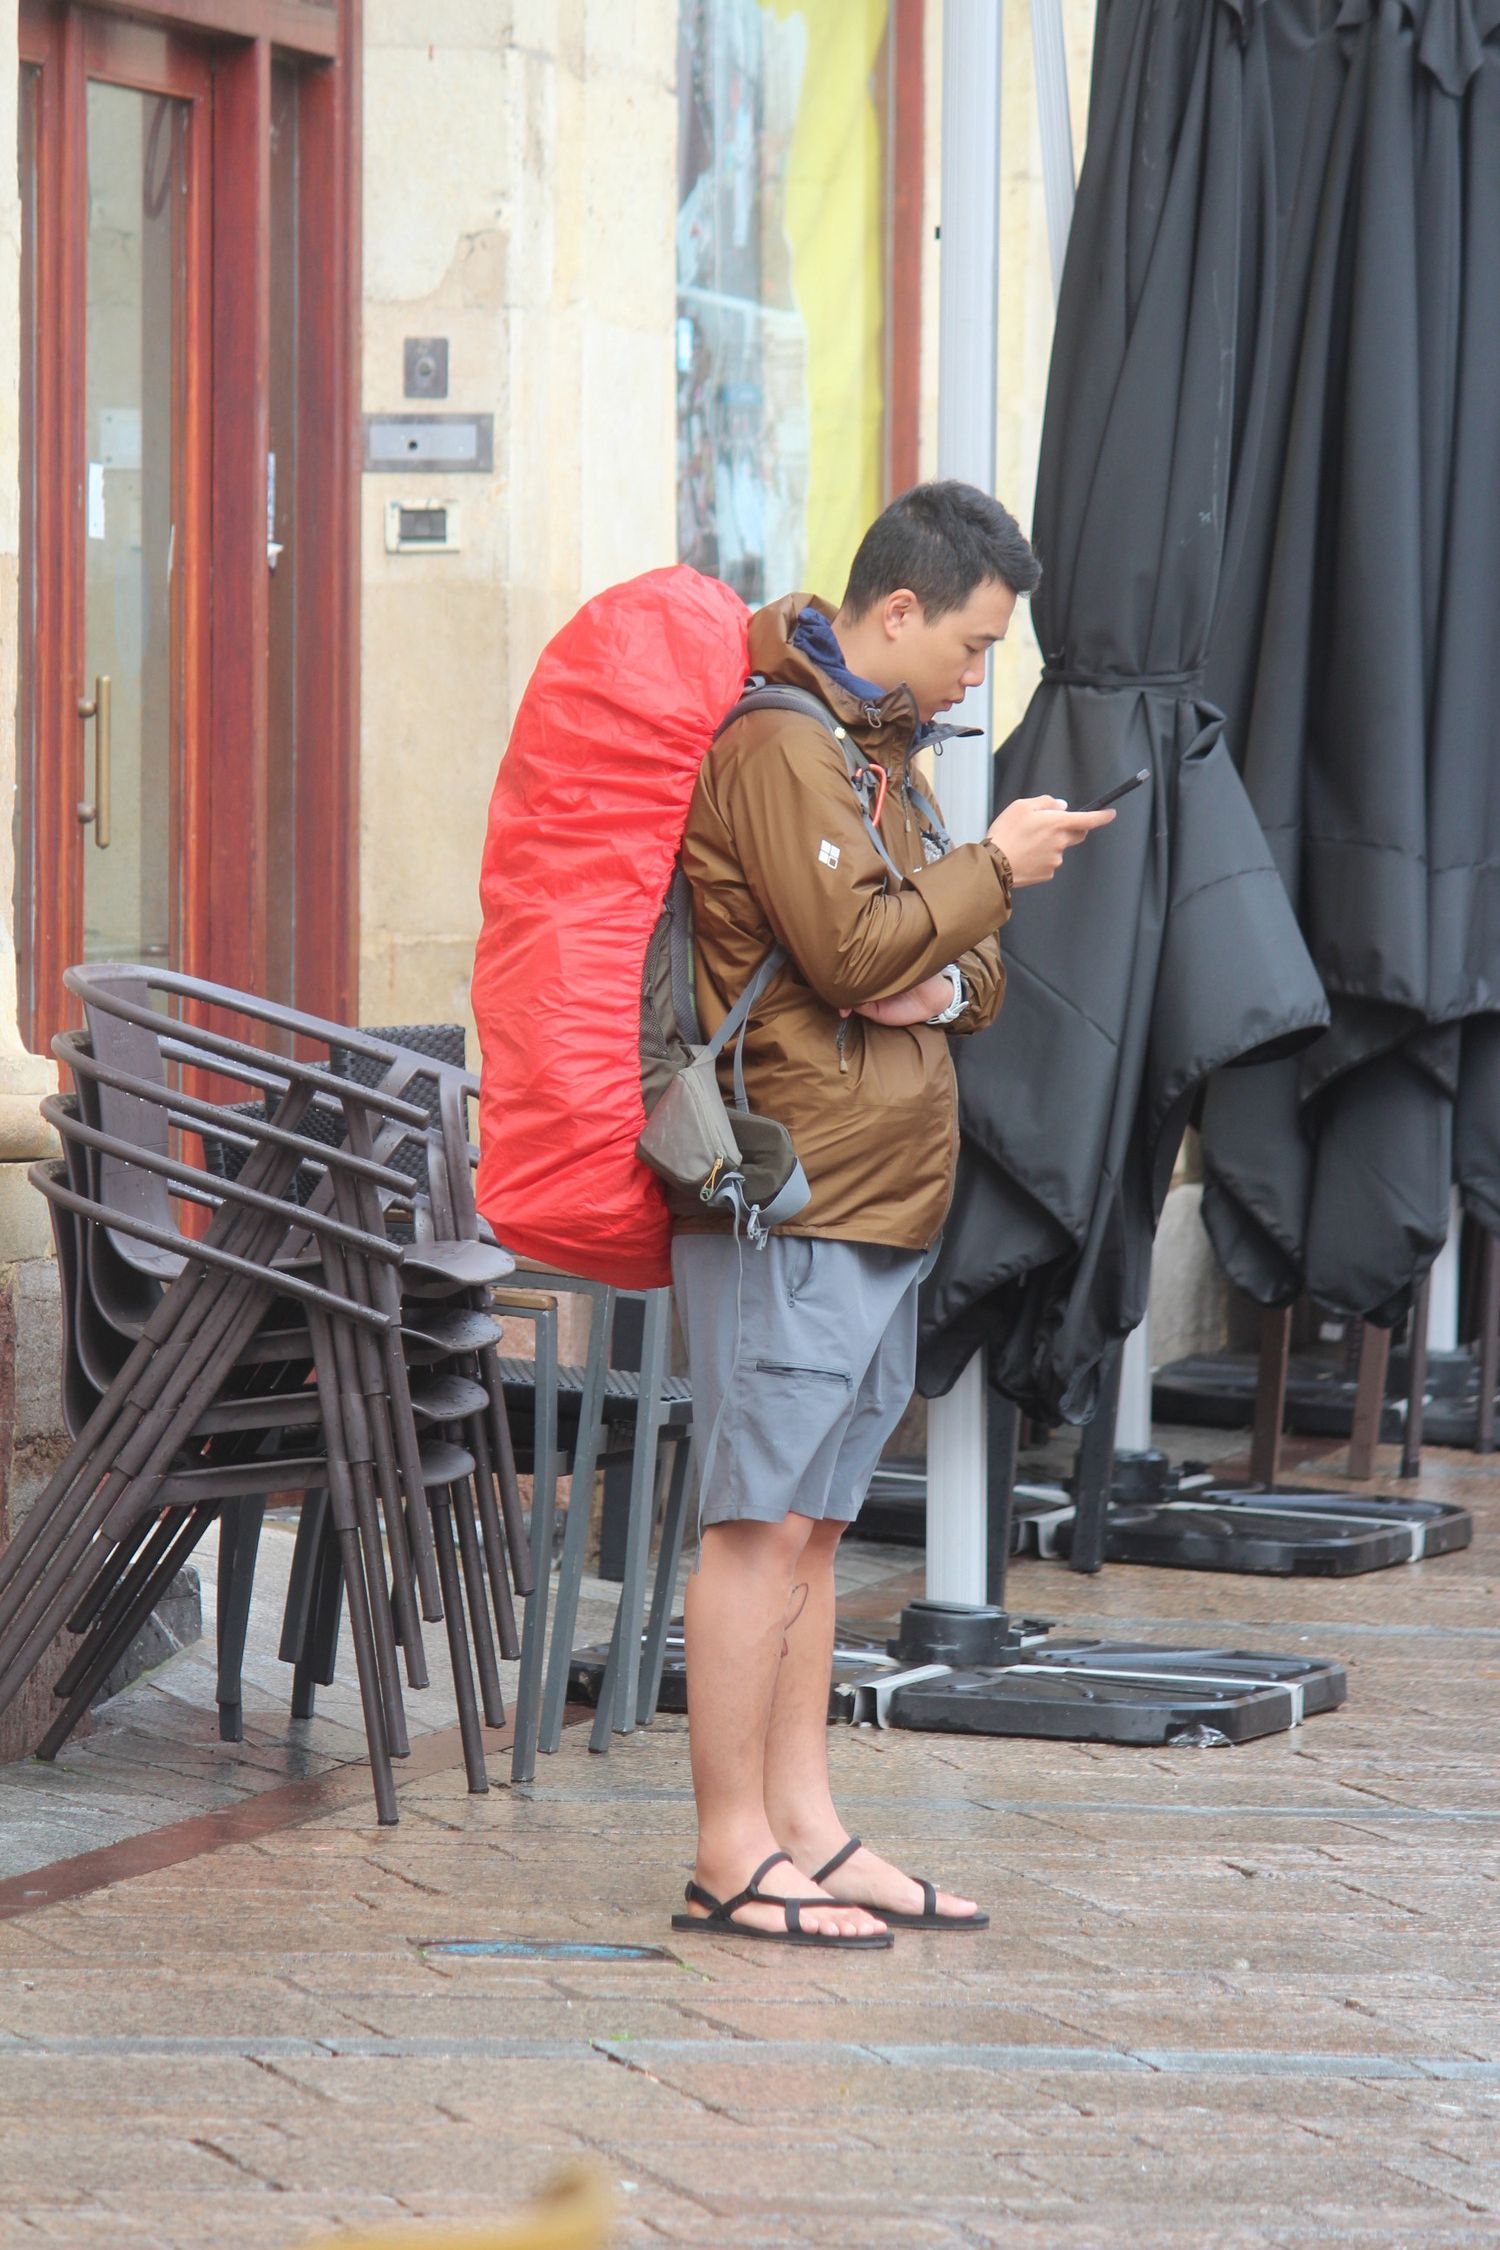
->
[[704, 940, 789, 1114], [715, 680, 905, 887]]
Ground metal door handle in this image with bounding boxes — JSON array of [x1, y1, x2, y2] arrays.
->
[[77, 674, 111, 848]]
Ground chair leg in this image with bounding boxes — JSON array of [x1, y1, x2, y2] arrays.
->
[[309, 1308, 399, 1821], [450, 1473, 506, 1729], [319, 1253, 430, 1686], [1477, 1231, 1500, 1456], [1348, 1323, 1392, 1480], [480, 1348, 534, 1598], [56, 1513, 181, 1693], [279, 1487, 330, 1666], [539, 1288, 614, 1755], [538, 1460, 597, 1758], [215, 1497, 265, 1742], [464, 1413, 521, 1661], [1400, 1279, 1430, 1479], [291, 1503, 344, 1720], [35, 1508, 214, 1762], [333, 1519, 399, 1824], [430, 1493, 489, 1793], [639, 1436, 691, 1727], [588, 1597, 625, 1756], [348, 1457, 412, 1759], [509, 1307, 559, 1786], [611, 1292, 670, 1734]]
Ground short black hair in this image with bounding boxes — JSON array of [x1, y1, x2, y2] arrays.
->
[[841, 481, 1041, 620]]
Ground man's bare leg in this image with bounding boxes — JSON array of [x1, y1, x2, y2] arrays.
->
[[682, 1515, 885, 1939], [763, 1519, 979, 1921]]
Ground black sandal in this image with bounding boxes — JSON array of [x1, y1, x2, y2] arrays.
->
[[812, 1837, 989, 1931], [671, 1849, 893, 1948]]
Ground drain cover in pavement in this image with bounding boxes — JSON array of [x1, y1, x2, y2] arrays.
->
[[420, 1939, 672, 1962]]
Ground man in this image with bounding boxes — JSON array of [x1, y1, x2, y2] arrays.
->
[[671, 481, 1113, 1947]]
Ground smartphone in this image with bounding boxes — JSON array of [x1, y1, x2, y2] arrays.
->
[[1078, 767, 1150, 815]]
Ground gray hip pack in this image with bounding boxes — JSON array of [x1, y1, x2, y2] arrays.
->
[[636, 876, 809, 1243]]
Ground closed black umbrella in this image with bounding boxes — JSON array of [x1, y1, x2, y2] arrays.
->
[[1200, 0, 1500, 1320], [919, 0, 1328, 1423]]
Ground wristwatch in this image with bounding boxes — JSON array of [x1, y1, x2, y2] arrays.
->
[[927, 965, 969, 1027]]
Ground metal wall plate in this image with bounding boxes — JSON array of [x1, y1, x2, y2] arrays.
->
[[404, 336, 449, 399], [363, 412, 494, 473], [383, 498, 461, 554]]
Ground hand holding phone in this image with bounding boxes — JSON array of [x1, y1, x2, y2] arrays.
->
[[986, 793, 1121, 887]]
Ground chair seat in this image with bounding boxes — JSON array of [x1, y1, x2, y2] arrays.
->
[[401, 1306, 504, 1356], [400, 1239, 515, 1293], [410, 1373, 491, 1423], [493, 1358, 692, 1422]]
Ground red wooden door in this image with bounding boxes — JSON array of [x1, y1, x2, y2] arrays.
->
[[16, 0, 359, 1053]]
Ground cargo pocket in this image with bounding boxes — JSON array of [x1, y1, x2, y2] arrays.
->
[[755, 1360, 852, 1388]]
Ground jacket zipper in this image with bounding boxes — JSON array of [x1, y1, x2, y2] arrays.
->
[[835, 1018, 850, 1074]]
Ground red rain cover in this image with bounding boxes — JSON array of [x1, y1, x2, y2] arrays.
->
[[472, 566, 750, 1287]]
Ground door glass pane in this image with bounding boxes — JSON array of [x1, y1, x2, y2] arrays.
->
[[82, 84, 188, 965]]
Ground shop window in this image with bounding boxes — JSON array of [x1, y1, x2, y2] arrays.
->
[[676, 0, 921, 606]]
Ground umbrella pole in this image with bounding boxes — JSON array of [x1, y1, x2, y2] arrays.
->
[[1114, 1309, 1153, 1453], [1428, 1192, 1462, 1352], [923, 0, 1079, 1619], [923, 0, 1005, 1615]]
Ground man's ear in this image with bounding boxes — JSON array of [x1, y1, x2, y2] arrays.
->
[[882, 587, 921, 641]]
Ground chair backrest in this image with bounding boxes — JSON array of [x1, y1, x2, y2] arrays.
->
[[76, 969, 184, 1281], [31, 1158, 107, 1436], [51, 973, 433, 1333]]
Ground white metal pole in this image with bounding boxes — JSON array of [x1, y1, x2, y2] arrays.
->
[[1427, 1191, 1462, 1352], [1115, 1307, 1154, 1453], [1030, 0, 1076, 300], [925, 0, 1004, 1606]]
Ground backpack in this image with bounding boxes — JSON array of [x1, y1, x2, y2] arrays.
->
[[473, 568, 924, 1289]]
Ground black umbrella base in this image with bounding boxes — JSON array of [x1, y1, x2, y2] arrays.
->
[[1031, 1478, 1474, 1576], [887, 1644, 1347, 1745], [566, 1624, 945, 1725], [567, 1622, 1344, 1743], [1152, 1347, 1496, 1449]]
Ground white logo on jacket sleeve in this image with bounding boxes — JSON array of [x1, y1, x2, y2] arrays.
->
[[818, 839, 840, 869]]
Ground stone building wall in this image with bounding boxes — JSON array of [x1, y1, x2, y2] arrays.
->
[[357, 0, 679, 1035]]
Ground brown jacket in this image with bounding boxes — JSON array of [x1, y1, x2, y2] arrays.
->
[[679, 595, 1012, 1251]]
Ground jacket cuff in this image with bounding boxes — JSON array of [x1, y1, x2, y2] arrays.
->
[[982, 840, 1015, 913]]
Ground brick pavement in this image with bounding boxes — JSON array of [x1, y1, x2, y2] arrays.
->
[[1, 1437, 1499, 2247]]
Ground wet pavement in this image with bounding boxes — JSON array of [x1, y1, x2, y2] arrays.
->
[[1, 1432, 1499, 2247]]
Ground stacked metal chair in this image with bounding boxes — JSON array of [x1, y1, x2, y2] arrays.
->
[[7, 960, 700, 1822], [10, 963, 532, 1821]]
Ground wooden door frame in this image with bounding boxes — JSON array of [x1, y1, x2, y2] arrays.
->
[[15, 0, 360, 1048]]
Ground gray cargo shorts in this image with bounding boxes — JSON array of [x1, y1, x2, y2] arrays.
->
[[671, 1232, 927, 1530]]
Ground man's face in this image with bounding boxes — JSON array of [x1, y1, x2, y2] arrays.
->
[[883, 580, 1018, 723]]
